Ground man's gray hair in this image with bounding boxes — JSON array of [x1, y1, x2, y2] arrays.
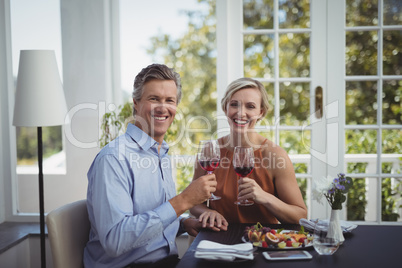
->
[[132, 64, 182, 117]]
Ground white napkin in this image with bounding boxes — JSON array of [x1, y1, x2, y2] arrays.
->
[[194, 240, 254, 261], [299, 218, 358, 233]]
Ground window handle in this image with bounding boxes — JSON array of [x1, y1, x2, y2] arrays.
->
[[315, 86, 323, 119]]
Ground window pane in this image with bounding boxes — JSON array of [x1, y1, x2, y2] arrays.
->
[[347, 162, 369, 174], [382, 162, 401, 175], [260, 129, 276, 145], [346, 81, 377, 124], [279, 130, 310, 154], [346, 0, 378, 27], [383, 80, 402, 124], [382, 129, 402, 154], [257, 82, 275, 137], [383, 30, 402, 76], [347, 178, 370, 221], [244, 34, 275, 78], [16, 127, 38, 165], [296, 178, 308, 208], [294, 163, 308, 174], [261, 82, 275, 114], [345, 129, 377, 154], [279, 33, 310, 78], [10, 0, 63, 75], [279, 82, 310, 125], [258, 82, 275, 143], [175, 160, 194, 193], [16, 126, 63, 166], [185, 115, 217, 146], [278, 0, 310, 29], [243, 0, 274, 30], [381, 137, 402, 210], [383, 0, 402, 26], [346, 31, 378, 76], [382, 177, 402, 222]]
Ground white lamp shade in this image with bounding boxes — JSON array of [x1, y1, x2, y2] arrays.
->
[[13, 50, 68, 127]]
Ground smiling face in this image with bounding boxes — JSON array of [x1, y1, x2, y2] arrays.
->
[[225, 87, 263, 134], [134, 79, 178, 143]]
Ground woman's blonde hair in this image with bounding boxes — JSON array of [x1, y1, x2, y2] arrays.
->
[[221, 77, 270, 120]]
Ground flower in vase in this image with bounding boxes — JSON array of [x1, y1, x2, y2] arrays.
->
[[313, 173, 353, 210], [312, 175, 333, 205]]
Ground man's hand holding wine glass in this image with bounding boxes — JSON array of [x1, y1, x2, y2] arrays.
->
[[198, 140, 221, 201], [180, 173, 217, 206]]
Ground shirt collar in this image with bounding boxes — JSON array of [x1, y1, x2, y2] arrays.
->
[[126, 123, 169, 155]]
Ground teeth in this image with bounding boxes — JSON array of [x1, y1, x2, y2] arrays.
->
[[153, 116, 167, 120], [234, 119, 248, 124]]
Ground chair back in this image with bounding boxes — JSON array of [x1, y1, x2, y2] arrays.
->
[[47, 199, 90, 268]]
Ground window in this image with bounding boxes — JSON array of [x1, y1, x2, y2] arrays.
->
[[11, 0, 65, 176], [344, 0, 402, 222], [10, 0, 65, 213]]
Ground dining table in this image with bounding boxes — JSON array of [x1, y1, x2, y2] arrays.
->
[[176, 223, 402, 268]]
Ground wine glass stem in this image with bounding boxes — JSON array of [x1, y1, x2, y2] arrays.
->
[[238, 176, 241, 201], [206, 171, 212, 207], [238, 176, 247, 203], [207, 171, 214, 198]]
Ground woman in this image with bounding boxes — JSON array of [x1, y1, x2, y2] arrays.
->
[[190, 78, 307, 230]]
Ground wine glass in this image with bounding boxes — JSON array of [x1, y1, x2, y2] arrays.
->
[[233, 146, 255, 206], [198, 140, 221, 201], [313, 220, 341, 255]]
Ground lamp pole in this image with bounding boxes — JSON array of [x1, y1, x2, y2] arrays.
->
[[38, 126, 46, 268]]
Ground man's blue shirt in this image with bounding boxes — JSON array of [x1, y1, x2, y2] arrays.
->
[[84, 124, 181, 268]]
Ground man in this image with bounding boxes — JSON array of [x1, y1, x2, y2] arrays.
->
[[84, 64, 222, 268]]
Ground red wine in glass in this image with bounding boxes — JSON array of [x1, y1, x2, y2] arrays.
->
[[233, 146, 255, 206], [199, 159, 220, 173], [198, 140, 221, 201], [234, 166, 254, 177]]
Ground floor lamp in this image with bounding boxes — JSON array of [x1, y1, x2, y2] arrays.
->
[[13, 50, 68, 268]]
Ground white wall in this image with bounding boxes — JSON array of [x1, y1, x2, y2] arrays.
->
[[0, 0, 16, 223], [0, 0, 7, 223]]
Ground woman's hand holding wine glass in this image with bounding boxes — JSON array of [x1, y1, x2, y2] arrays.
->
[[233, 146, 255, 206]]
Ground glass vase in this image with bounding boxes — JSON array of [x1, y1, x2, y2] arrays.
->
[[327, 209, 345, 244]]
